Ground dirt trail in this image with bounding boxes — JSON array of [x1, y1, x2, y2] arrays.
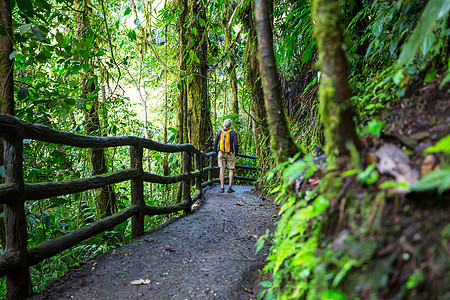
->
[[30, 185, 278, 300]]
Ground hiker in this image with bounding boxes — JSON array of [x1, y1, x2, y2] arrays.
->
[[213, 118, 239, 193]]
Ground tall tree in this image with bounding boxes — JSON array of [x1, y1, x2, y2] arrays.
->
[[241, 1, 269, 160], [1, 0, 31, 296], [312, 0, 358, 160], [185, 0, 212, 151], [177, 0, 212, 151], [222, 2, 239, 123], [177, 0, 188, 146], [255, 0, 299, 163], [76, 0, 116, 218]]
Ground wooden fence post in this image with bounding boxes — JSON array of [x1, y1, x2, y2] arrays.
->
[[130, 141, 145, 239], [194, 154, 202, 198], [182, 151, 191, 212], [210, 154, 218, 181], [209, 156, 213, 182], [4, 134, 31, 298]]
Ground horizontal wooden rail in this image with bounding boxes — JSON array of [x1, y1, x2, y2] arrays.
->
[[0, 251, 22, 278], [237, 153, 258, 159], [0, 114, 203, 154], [145, 202, 189, 216], [26, 206, 140, 267], [24, 169, 140, 201], [0, 184, 17, 204], [143, 170, 201, 184]]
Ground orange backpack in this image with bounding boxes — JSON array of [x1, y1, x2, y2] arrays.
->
[[219, 129, 232, 152]]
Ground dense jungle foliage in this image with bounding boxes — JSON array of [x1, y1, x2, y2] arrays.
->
[[0, 0, 449, 298]]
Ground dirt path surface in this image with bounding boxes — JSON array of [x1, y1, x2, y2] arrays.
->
[[30, 185, 278, 300]]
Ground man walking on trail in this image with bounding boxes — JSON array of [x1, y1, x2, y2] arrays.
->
[[214, 119, 239, 193]]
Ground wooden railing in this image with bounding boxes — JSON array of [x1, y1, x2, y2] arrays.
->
[[0, 114, 257, 298]]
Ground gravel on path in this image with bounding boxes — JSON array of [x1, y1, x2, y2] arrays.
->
[[30, 185, 279, 300]]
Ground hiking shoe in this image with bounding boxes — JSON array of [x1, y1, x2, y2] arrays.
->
[[219, 187, 225, 193], [227, 186, 235, 193]]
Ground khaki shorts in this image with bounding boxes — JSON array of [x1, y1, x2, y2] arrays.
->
[[218, 151, 236, 169]]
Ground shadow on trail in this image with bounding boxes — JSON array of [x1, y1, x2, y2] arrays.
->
[[30, 185, 279, 300]]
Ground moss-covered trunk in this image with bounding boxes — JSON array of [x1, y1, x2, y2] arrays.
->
[[177, 0, 188, 146], [0, 0, 15, 249], [222, 5, 239, 124], [255, 0, 299, 163], [312, 0, 358, 159], [76, 0, 116, 218], [185, 0, 212, 151], [242, 2, 270, 161], [1, 0, 32, 296]]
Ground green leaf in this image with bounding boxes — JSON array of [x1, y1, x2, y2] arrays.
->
[[332, 260, 356, 287], [424, 135, 450, 154], [128, 30, 136, 41], [364, 119, 385, 137], [189, 50, 200, 64], [82, 64, 90, 72], [32, 28, 47, 42], [397, 0, 450, 67], [192, 27, 197, 36], [342, 169, 358, 177], [412, 168, 450, 193], [393, 69, 404, 85], [19, 23, 32, 34], [440, 70, 450, 88], [124, 7, 132, 16], [55, 32, 64, 44], [424, 69, 437, 82], [199, 17, 206, 27], [116, 270, 126, 274], [72, 65, 82, 75], [358, 164, 379, 185], [420, 32, 435, 56], [17, 0, 34, 17], [9, 50, 17, 60], [259, 281, 272, 288], [96, 50, 106, 56], [322, 290, 347, 300]]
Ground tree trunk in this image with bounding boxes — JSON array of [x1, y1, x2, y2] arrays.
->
[[163, 0, 169, 177], [0, 3, 14, 116], [76, 0, 116, 218], [242, 1, 270, 161], [176, 0, 189, 203], [0, 0, 15, 249], [255, 0, 299, 163], [222, 4, 239, 124], [312, 0, 358, 159], [185, 0, 212, 152], [1, 0, 32, 296]]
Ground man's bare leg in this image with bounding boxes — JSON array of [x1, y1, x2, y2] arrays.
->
[[220, 167, 225, 188], [228, 169, 234, 187]]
